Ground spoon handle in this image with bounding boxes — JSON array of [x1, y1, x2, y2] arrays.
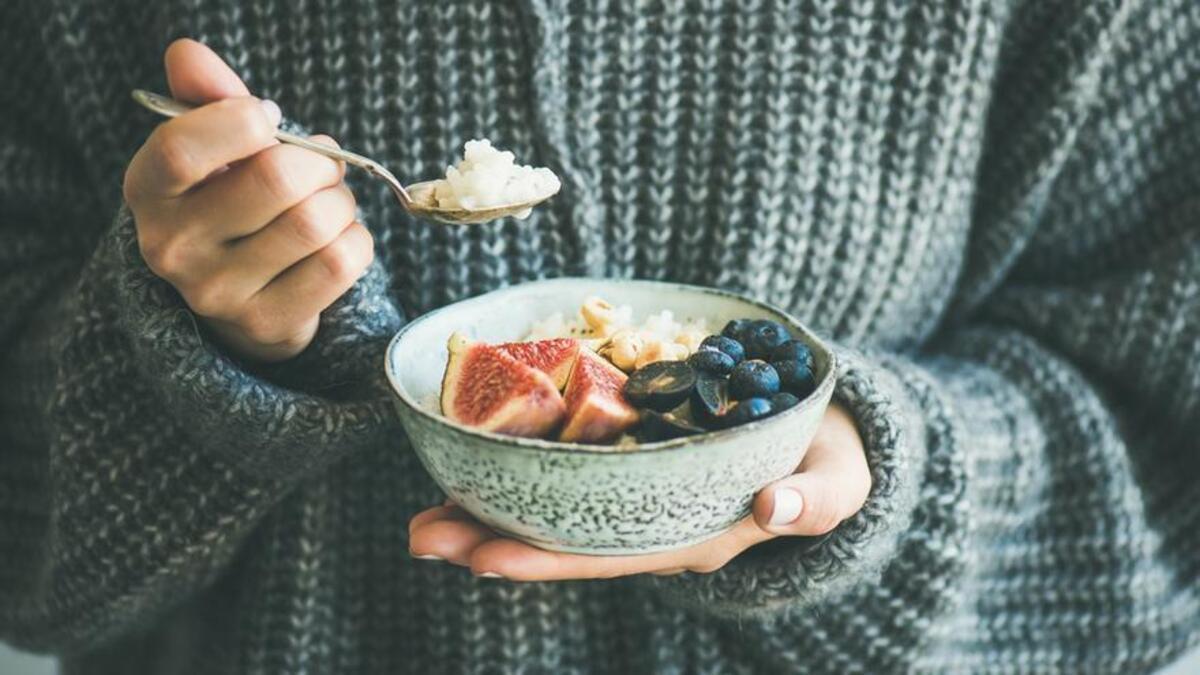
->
[[130, 89, 412, 207]]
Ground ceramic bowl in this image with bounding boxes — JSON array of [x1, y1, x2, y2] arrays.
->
[[384, 278, 837, 555]]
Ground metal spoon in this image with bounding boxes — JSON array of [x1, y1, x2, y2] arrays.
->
[[131, 89, 556, 225]]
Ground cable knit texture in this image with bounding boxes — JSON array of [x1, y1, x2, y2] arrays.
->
[[1, 0, 1198, 673]]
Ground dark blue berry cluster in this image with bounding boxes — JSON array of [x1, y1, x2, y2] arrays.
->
[[622, 319, 817, 442]]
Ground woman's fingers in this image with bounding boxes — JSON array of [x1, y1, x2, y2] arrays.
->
[[408, 505, 473, 536], [467, 538, 644, 581], [165, 38, 252, 103], [235, 221, 373, 344], [409, 516, 497, 565], [128, 38, 369, 363], [405, 405, 870, 581], [125, 96, 280, 201], [227, 183, 358, 288], [753, 404, 871, 536], [181, 136, 346, 240], [465, 518, 771, 581]]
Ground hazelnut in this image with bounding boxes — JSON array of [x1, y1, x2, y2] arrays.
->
[[609, 330, 643, 372], [635, 339, 688, 370], [581, 296, 617, 331]]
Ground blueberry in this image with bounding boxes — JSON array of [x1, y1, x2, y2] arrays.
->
[[691, 375, 733, 428], [769, 339, 813, 371], [688, 348, 735, 376], [724, 397, 773, 427], [729, 360, 780, 399], [769, 392, 801, 414], [623, 361, 697, 412], [773, 359, 815, 397], [744, 320, 791, 360], [700, 335, 745, 364], [721, 319, 754, 344]]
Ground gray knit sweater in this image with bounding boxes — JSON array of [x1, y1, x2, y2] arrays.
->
[[1, 0, 1198, 673]]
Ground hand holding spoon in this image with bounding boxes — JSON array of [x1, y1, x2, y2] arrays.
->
[[131, 89, 555, 225]]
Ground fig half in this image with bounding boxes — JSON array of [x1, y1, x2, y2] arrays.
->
[[441, 335, 566, 438], [559, 349, 639, 444]]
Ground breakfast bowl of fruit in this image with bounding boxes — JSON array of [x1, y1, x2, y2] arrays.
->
[[384, 278, 836, 555]]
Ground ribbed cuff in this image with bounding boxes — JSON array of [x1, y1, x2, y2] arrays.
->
[[642, 344, 926, 620], [101, 206, 404, 480]]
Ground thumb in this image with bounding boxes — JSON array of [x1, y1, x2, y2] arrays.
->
[[752, 405, 872, 536], [753, 473, 849, 537], [164, 38, 250, 104]]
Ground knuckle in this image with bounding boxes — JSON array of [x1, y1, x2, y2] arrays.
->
[[237, 305, 285, 345], [184, 279, 237, 319], [122, 173, 141, 206], [319, 223, 373, 282], [285, 190, 355, 251], [139, 233, 186, 278], [316, 240, 357, 282], [286, 201, 338, 251], [123, 156, 151, 205], [253, 149, 304, 204], [306, 141, 344, 184], [152, 128, 199, 186], [272, 331, 314, 355], [224, 98, 275, 144], [335, 183, 359, 214]]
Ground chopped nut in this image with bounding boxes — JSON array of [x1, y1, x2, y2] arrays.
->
[[609, 329, 644, 372], [674, 329, 708, 354], [581, 296, 617, 331], [635, 339, 688, 370]]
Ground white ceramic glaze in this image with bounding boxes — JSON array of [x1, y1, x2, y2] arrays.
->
[[385, 278, 836, 555]]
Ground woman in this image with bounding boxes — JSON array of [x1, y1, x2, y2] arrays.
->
[[0, 1, 1197, 673]]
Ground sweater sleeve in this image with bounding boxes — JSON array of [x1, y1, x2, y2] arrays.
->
[[644, 1, 1200, 663], [0, 44, 404, 653]]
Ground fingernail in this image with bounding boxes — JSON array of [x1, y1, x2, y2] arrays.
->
[[412, 553, 443, 561], [476, 571, 503, 579], [261, 99, 282, 127], [768, 488, 804, 526]]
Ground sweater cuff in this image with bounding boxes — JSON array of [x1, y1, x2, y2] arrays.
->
[[642, 344, 926, 619], [99, 205, 404, 480]]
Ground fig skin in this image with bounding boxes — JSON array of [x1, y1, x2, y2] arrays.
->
[[441, 335, 567, 438], [559, 349, 639, 444]]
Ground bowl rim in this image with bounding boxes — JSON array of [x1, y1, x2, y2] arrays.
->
[[383, 277, 838, 456]]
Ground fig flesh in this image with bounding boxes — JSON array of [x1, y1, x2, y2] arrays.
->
[[440, 335, 566, 438], [495, 338, 580, 390], [559, 349, 639, 443]]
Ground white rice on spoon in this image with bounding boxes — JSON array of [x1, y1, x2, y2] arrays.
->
[[432, 139, 561, 219]]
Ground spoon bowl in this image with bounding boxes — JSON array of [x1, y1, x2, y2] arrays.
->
[[131, 89, 554, 225], [404, 180, 557, 225]]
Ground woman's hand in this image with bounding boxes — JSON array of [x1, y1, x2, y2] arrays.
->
[[408, 403, 870, 580], [124, 39, 372, 362]]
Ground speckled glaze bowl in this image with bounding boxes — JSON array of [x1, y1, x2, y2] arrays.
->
[[385, 278, 836, 555]]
